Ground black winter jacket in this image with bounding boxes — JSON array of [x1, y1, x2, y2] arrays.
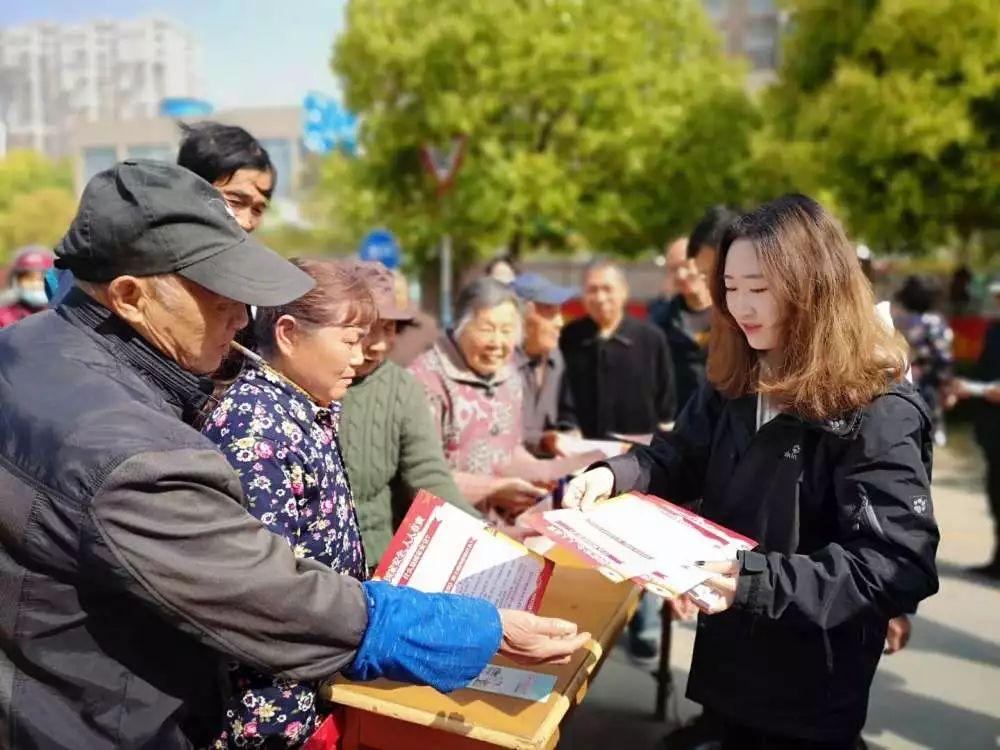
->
[[606, 381, 939, 741], [0, 291, 369, 749]]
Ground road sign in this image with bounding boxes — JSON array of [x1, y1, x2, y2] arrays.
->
[[420, 135, 468, 196], [358, 228, 401, 269]]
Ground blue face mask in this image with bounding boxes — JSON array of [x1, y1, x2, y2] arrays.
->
[[19, 288, 49, 309]]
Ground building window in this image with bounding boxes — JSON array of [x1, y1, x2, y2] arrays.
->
[[748, 44, 777, 70], [745, 17, 777, 49], [259, 138, 294, 199], [747, 0, 774, 14], [127, 144, 174, 162], [704, 0, 727, 19], [83, 147, 118, 182]]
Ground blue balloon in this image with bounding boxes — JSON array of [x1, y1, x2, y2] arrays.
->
[[302, 91, 358, 155], [159, 98, 214, 118]]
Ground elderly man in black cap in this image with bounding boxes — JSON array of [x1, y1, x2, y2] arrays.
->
[[0, 161, 588, 749]]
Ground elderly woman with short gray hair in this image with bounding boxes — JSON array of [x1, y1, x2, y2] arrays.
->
[[409, 278, 548, 516]]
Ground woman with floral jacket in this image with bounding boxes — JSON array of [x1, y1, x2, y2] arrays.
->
[[202, 259, 373, 747]]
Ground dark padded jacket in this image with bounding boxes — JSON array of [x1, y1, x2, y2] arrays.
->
[[0, 290, 368, 749], [606, 380, 940, 742]]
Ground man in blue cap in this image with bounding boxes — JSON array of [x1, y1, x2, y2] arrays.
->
[[511, 272, 578, 456]]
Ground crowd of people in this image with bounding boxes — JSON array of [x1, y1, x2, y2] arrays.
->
[[0, 121, 994, 750]]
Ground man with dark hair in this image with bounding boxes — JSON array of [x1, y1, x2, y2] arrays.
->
[[178, 122, 278, 378], [655, 206, 740, 413], [177, 121, 275, 233], [47, 122, 277, 307]]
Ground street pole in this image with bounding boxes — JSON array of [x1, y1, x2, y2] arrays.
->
[[440, 232, 453, 328], [420, 135, 467, 329]]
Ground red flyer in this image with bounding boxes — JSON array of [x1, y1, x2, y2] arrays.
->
[[374, 490, 554, 613]]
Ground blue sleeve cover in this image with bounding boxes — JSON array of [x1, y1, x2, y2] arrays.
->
[[346, 581, 502, 693]]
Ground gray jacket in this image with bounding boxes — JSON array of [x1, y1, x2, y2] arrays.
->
[[0, 290, 368, 749]]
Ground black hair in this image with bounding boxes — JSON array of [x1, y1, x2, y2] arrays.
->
[[177, 122, 275, 198], [896, 275, 939, 315], [687, 205, 741, 259]]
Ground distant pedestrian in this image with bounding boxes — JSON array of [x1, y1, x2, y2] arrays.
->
[[560, 258, 675, 661], [895, 275, 953, 444], [647, 236, 689, 327], [510, 272, 578, 455], [952, 279, 1000, 580], [0, 245, 54, 328], [559, 259, 675, 439], [655, 207, 739, 413]]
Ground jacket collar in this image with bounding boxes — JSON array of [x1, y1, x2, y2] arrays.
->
[[579, 315, 636, 347], [433, 331, 516, 389], [514, 346, 557, 371], [239, 365, 337, 430], [805, 380, 929, 439], [729, 391, 864, 445], [58, 287, 215, 423]]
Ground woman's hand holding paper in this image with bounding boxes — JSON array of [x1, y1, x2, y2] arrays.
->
[[562, 467, 615, 510], [692, 558, 740, 614]]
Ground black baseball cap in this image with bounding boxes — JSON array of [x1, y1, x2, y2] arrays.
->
[[55, 159, 313, 306]]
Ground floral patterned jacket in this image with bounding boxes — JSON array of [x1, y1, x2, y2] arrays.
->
[[898, 311, 954, 390], [408, 333, 523, 477], [202, 366, 366, 748]]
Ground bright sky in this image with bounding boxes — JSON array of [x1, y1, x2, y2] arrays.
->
[[0, 0, 347, 108]]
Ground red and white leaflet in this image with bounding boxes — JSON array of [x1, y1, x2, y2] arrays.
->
[[524, 493, 755, 598], [374, 490, 553, 613]]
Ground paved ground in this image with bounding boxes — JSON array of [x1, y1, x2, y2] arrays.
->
[[559, 443, 1000, 749]]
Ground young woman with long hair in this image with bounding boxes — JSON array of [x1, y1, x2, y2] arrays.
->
[[565, 194, 940, 749]]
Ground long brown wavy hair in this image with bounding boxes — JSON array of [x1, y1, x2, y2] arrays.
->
[[706, 194, 907, 422]]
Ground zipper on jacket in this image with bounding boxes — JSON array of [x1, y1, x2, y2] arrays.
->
[[853, 485, 888, 542]]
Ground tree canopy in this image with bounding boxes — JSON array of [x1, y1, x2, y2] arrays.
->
[[0, 151, 76, 264], [321, 0, 757, 267], [756, 0, 1000, 255]]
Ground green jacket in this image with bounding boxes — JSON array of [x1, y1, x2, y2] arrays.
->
[[340, 360, 478, 563]]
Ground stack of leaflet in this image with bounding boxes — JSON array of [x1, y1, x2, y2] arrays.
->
[[524, 492, 756, 600]]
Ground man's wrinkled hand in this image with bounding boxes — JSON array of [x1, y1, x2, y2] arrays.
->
[[562, 467, 615, 511], [498, 610, 591, 665]]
